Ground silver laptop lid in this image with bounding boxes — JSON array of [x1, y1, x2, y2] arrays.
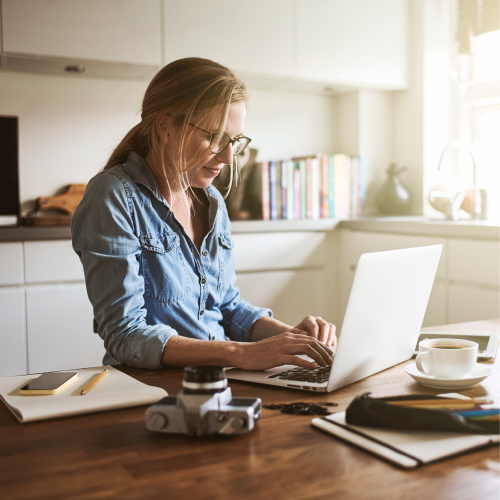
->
[[328, 245, 442, 392]]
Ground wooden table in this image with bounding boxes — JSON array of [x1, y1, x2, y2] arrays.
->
[[1, 319, 499, 500]]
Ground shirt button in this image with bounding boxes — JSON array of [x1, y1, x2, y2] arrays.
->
[[200, 310, 204, 316], [202, 250, 208, 256], [201, 278, 206, 284]]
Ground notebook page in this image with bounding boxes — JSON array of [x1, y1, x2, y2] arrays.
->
[[0, 366, 167, 423], [322, 412, 499, 463]]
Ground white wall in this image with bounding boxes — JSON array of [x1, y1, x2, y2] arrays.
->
[[245, 88, 338, 162], [0, 71, 148, 213], [0, 71, 338, 213], [359, 90, 395, 215]]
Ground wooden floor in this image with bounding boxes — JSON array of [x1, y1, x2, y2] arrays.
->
[[0, 319, 499, 500]]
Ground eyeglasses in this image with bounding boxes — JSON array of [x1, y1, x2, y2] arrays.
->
[[189, 122, 251, 156]]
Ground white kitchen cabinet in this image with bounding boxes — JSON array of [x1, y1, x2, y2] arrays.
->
[[448, 239, 499, 287], [0, 242, 23, 286], [448, 284, 500, 324], [26, 284, 105, 374], [233, 232, 326, 272], [0, 0, 161, 79], [163, 0, 295, 77], [295, 0, 408, 88], [232, 231, 329, 326], [0, 288, 27, 377], [338, 229, 446, 328], [339, 230, 446, 278], [2, 0, 162, 65], [24, 240, 84, 284], [235, 269, 326, 326]]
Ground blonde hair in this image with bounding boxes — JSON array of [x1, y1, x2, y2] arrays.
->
[[103, 57, 248, 202]]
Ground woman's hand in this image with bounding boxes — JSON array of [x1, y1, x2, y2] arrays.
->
[[233, 332, 334, 371], [294, 316, 337, 346]]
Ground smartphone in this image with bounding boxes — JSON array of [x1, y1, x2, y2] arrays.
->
[[19, 372, 78, 395]]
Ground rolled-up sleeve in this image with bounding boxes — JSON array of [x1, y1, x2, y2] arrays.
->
[[72, 173, 177, 369], [219, 280, 272, 342]]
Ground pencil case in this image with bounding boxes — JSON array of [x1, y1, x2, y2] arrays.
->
[[345, 393, 500, 434]]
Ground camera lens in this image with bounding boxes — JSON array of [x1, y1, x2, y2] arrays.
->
[[182, 366, 227, 393]]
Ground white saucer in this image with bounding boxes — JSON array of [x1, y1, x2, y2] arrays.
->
[[405, 363, 492, 389]]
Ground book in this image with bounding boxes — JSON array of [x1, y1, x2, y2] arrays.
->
[[311, 157, 320, 220], [311, 411, 500, 469], [306, 158, 312, 219], [294, 163, 301, 220], [287, 161, 295, 220], [333, 154, 345, 219], [0, 366, 167, 423], [328, 155, 335, 218], [321, 155, 329, 218], [270, 160, 278, 220], [299, 160, 307, 219], [281, 160, 288, 219], [251, 152, 364, 221], [262, 161, 270, 221], [343, 155, 352, 219]]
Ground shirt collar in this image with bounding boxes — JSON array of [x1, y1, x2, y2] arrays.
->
[[122, 151, 220, 210]]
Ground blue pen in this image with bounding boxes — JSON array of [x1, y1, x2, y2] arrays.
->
[[453, 408, 500, 417]]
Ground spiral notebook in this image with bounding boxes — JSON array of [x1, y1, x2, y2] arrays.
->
[[0, 366, 168, 423], [311, 412, 500, 468]]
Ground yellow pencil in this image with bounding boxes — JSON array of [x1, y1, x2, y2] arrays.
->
[[81, 369, 108, 395], [387, 398, 492, 407]]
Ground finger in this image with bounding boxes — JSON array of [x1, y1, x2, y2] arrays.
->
[[317, 318, 330, 344], [302, 316, 320, 339], [327, 324, 337, 346], [286, 343, 331, 367], [282, 355, 317, 370], [287, 327, 311, 336], [280, 333, 334, 357]]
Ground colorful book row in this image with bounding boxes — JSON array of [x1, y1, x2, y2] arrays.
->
[[260, 154, 365, 220]]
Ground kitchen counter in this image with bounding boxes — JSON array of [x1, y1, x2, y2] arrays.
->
[[1, 217, 499, 241], [0, 225, 72, 242], [340, 217, 500, 241]]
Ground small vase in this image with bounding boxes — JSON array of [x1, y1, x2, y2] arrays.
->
[[376, 164, 411, 215]]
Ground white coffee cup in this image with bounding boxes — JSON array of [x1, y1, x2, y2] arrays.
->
[[415, 338, 478, 378]]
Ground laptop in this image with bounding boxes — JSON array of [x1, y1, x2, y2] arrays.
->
[[227, 245, 443, 393]]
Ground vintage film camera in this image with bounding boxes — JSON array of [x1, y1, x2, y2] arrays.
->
[[146, 366, 261, 436]]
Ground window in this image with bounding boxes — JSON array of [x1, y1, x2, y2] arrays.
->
[[459, 29, 500, 220]]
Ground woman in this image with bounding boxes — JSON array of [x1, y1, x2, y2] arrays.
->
[[72, 57, 336, 371]]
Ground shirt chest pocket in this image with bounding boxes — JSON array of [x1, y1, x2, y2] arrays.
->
[[217, 232, 234, 292], [139, 233, 190, 304]]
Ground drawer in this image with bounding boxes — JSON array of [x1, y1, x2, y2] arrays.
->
[[232, 232, 327, 272], [235, 268, 326, 326], [341, 230, 447, 279], [24, 240, 84, 283], [0, 288, 27, 376], [448, 283, 500, 323], [26, 283, 105, 373], [448, 239, 499, 287], [0, 242, 24, 285]]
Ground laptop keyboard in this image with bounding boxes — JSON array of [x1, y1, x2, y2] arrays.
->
[[267, 364, 333, 384]]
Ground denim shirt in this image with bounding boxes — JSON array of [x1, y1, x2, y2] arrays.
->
[[72, 151, 272, 369]]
